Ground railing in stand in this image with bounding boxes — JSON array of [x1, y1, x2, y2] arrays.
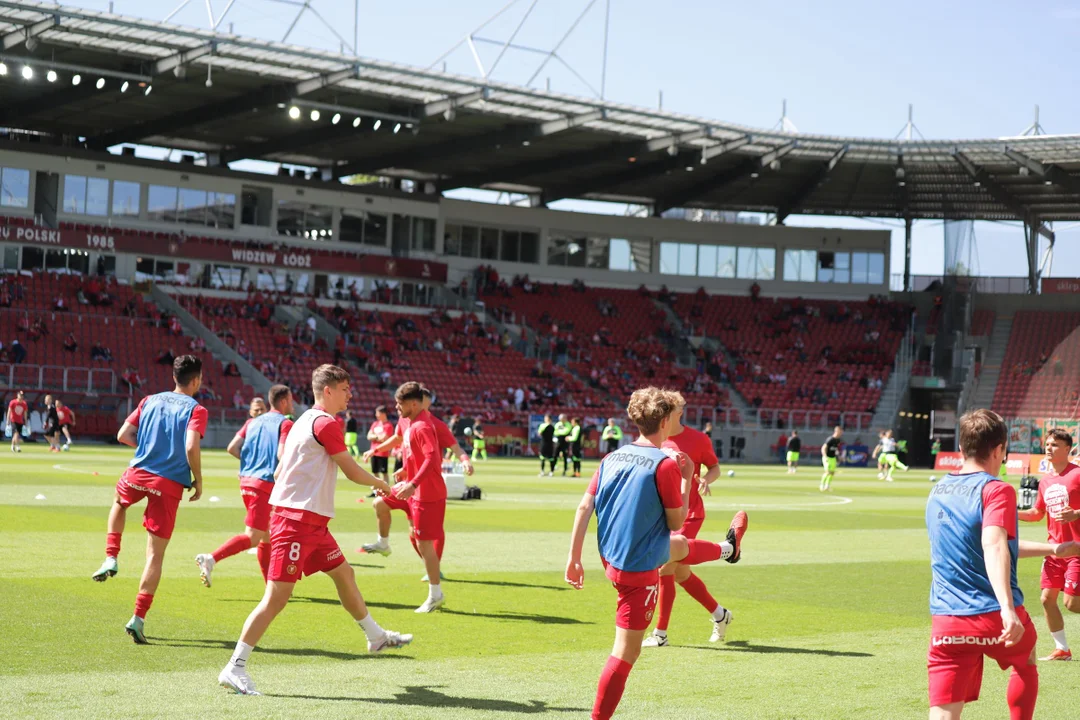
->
[[0, 363, 116, 393]]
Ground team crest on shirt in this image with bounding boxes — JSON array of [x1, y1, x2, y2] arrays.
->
[[645, 608, 654, 622], [1045, 484, 1070, 515], [286, 564, 298, 575]]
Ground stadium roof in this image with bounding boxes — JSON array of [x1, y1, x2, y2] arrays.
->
[[3, 0, 1080, 231]]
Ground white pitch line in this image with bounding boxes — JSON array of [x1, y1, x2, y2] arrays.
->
[[52, 463, 109, 476], [710, 494, 854, 509]]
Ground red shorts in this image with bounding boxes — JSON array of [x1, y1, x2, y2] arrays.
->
[[380, 493, 412, 516], [408, 498, 445, 542], [1041, 556, 1080, 596], [115, 469, 183, 540], [266, 513, 345, 582], [927, 607, 1037, 707], [615, 582, 660, 631], [240, 480, 273, 533], [676, 516, 704, 540]]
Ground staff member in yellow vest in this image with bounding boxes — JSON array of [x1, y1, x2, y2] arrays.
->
[[568, 418, 583, 477]]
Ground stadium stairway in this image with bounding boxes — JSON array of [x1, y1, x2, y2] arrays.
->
[[150, 285, 272, 401], [869, 325, 917, 432], [650, 298, 696, 368], [971, 313, 1013, 411], [696, 336, 755, 426]]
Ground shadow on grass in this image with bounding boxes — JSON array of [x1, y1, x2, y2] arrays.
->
[[276, 685, 586, 714], [348, 562, 386, 569], [445, 578, 569, 592], [289, 597, 591, 624], [697, 640, 872, 658], [154, 637, 411, 661]]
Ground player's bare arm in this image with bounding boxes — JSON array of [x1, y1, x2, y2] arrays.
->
[[1051, 506, 1080, 523], [226, 434, 244, 460], [116, 421, 138, 448], [699, 463, 721, 496], [565, 492, 595, 589], [1018, 507, 1046, 523], [185, 429, 203, 502], [331, 451, 392, 494], [451, 444, 474, 475], [982, 525, 1022, 646], [1018, 539, 1080, 558], [363, 435, 401, 461]]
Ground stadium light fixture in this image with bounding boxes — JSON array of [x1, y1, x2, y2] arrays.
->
[[352, 117, 361, 128], [95, 78, 105, 89], [21, 65, 32, 80], [1045, 180, 1053, 186], [331, 113, 341, 125], [373, 119, 382, 131], [973, 180, 981, 187], [685, 166, 694, 172], [310, 109, 321, 121], [393, 123, 401, 134], [0, 62, 6, 76], [46, 69, 57, 83], [144, 84, 152, 96], [288, 106, 301, 120], [120, 81, 129, 93], [750, 171, 760, 179], [71, 74, 81, 85]]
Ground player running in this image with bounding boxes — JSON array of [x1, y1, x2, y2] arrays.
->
[[471, 423, 487, 461], [196, 385, 295, 587], [566, 386, 748, 720], [568, 417, 583, 477], [366, 405, 394, 485], [820, 426, 842, 492], [1018, 428, 1080, 661], [42, 394, 61, 452], [642, 392, 730, 649], [217, 364, 410, 696], [872, 430, 887, 478], [538, 414, 556, 476], [56, 399, 76, 450], [7, 389, 28, 453], [786, 430, 801, 473], [361, 387, 472, 567], [879, 429, 908, 481], [90, 355, 208, 644], [926, 409, 1080, 720], [601, 418, 623, 456], [390, 381, 449, 612]]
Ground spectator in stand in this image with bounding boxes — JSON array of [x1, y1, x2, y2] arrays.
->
[[233, 388, 245, 410], [63, 332, 78, 353], [121, 366, 142, 390], [91, 342, 112, 361], [53, 295, 68, 312], [750, 282, 761, 302], [11, 339, 27, 364], [123, 297, 137, 318], [189, 336, 206, 353], [224, 362, 241, 377], [157, 348, 175, 366], [0, 286, 11, 308]]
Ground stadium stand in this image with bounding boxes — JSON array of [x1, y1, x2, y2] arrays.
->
[[992, 310, 1080, 418]]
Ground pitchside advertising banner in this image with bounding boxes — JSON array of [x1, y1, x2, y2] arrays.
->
[[1042, 278, 1080, 294], [934, 452, 1046, 475], [0, 219, 447, 283]]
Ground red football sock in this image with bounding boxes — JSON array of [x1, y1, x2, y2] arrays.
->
[[1007, 664, 1038, 720], [655, 574, 676, 632], [679, 572, 719, 613], [683, 539, 723, 566], [134, 592, 154, 620], [212, 534, 253, 562], [256, 542, 271, 582], [592, 655, 632, 720], [106, 532, 122, 558], [434, 537, 444, 561]]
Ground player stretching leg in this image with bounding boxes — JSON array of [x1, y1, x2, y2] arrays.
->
[[196, 385, 295, 587], [391, 382, 449, 611], [820, 426, 842, 492], [218, 365, 410, 695], [926, 409, 1080, 720], [7, 389, 28, 453], [361, 388, 471, 573], [1019, 429, 1080, 661], [91, 356, 208, 644], [881, 430, 909, 481], [566, 387, 747, 720], [643, 393, 731, 648]]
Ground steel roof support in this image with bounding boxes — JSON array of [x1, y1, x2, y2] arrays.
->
[[543, 149, 699, 206], [903, 216, 912, 293], [332, 109, 603, 179], [652, 143, 795, 216], [152, 41, 216, 75], [776, 144, 847, 223], [1003, 146, 1080, 196], [1, 14, 58, 50], [422, 89, 488, 118], [953, 150, 1054, 242]]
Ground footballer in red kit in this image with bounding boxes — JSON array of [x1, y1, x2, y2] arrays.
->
[[218, 365, 410, 697], [642, 393, 730, 648], [7, 389, 28, 452], [1019, 428, 1080, 661], [195, 385, 295, 587], [91, 356, 208, 644]]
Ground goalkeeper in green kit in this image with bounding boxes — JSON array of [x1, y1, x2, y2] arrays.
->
[[601, 418, 622, 456]]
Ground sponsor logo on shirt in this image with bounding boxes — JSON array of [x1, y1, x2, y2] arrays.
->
[[932, 635, 1003, 646], [605, 451, 657, 470], [1045, 483, 1070, 516]]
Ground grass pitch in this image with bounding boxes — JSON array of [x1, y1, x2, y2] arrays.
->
[[1, 447, 1076, 719]]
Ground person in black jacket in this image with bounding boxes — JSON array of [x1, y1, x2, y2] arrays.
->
[[786, 431, 801, 474], [43, 394, 62, 452]]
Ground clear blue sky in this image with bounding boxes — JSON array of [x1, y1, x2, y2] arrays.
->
[[76, 0, 1080, 279]]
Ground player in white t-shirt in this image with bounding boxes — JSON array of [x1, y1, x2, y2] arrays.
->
[[218, 364, 412, 696]]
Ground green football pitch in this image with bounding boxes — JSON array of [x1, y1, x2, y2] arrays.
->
[[1, 447, 1076, 719]]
